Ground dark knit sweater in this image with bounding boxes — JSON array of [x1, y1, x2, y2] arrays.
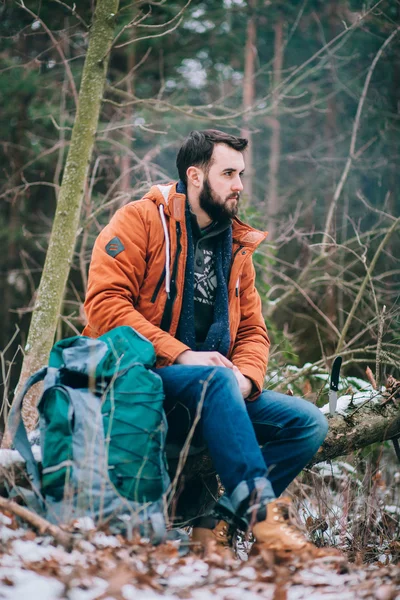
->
[[176, 181, 232, 356]]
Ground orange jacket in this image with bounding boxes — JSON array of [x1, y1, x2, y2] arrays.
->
[[83, 183, 270, 397]]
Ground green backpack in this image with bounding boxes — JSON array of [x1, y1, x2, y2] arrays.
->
[[8, 326, 170, 542]]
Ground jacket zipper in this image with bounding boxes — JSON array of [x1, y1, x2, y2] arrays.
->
[[160, 222, 182, 332], [232, 245, 244, 263], [231, 245, 244, 295], [151, 267, 166, 303]]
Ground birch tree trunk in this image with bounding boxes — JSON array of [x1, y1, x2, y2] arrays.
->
[[4, 0, 120, 439]]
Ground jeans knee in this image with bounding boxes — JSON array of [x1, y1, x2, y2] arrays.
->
[[291, 397, 328, 443], [210, 366, 236, 386], [208, 367, 244, 403], [308, 404, 329, 444]]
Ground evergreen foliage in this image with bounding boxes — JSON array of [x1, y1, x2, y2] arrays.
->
[[0, 0, 399, 403]]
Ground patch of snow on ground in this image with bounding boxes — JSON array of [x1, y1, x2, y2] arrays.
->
[[12, 538, 63, 562], [315, 461, 358, 480], [167, 558, 209, 587], [92, 531, 121, 548], [0, 523, 26, 542], [0, 512, 12, 525], [68, 577, 109, 600], [0, 449, 27, 468], [74, 516, 96, 531], [123, 586, 178, 600], [0, 444, 42, 467], [0, 566, 64, 599], [383, 504, 400, 514]]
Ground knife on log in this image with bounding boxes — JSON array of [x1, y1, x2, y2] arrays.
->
[[329, 356, 342, 416]]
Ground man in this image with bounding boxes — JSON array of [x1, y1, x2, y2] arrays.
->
[[83, 130, 328, 554]]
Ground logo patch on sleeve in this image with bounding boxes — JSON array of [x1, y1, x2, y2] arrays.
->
[[105, 237, 125, 258]]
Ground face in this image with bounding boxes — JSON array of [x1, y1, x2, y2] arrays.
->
[[199, 144, 245, 222]]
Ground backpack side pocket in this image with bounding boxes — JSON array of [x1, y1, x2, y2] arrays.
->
[[39, 387, 74, 501]]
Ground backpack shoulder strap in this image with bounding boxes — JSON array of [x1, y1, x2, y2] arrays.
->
[[7, 367, 48, 495]]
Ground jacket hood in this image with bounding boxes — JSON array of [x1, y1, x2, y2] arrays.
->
[[143, 182, 268, 249]]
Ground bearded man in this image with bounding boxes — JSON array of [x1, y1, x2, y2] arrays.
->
[[83, 129, 328, 555]]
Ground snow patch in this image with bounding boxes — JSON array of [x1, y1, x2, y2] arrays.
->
[[0, 566, 64, 599], [123, 586, 178, 600], [92, 531, 121, 548], [320, 390, 380, 415], [68, 577, 108, 600]]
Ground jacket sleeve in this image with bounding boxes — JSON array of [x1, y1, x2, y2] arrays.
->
[[83, 204, 190, 365], [230, 258, 270, 399]]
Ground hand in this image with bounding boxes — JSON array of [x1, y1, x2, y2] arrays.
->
[[233, 366, 253, 399], [175, 350, 234, 369]]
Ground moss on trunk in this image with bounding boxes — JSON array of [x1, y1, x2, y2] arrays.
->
[[9, 0, 120, 434]]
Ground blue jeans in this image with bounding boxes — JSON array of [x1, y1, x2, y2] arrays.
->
[[156, 365, 328, 516]]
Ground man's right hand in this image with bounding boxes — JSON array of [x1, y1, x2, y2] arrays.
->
[[175, 350, 234, 368]]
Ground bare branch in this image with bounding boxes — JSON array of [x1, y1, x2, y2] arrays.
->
[[336, 216, 400, 353], [321, 25, 400, 252], [17, 1, 79, 107], [115, 16, 184, 49], [0, 497, 74, 550], [51, 0, 90, 28], [106, 0, 192, 58]]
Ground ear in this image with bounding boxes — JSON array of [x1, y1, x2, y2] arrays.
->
[[186, 166, 203, 188]]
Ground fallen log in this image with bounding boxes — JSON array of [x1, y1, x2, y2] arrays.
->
[[311, 396, 400, 465], [1, 390, 399, 525]]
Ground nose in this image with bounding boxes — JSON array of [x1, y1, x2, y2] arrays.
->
[[232, 175, 244, 192]]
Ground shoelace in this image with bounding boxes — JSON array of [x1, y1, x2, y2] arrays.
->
[[272, 501, 308, 542]]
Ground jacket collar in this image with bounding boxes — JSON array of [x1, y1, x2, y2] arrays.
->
[[144, 182, 268, 248], [232, 217, 268, 249], [144, 183, 186, 221]]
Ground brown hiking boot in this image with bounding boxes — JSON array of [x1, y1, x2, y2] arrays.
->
[[191, 520, 235, 557], [252, 497, 313, 552]]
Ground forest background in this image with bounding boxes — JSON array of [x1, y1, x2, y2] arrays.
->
[[1, 0, 399, 400], [0, 0, 400, 560]]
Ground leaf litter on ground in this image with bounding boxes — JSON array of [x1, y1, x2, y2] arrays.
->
[[0, 512, 399, 600]]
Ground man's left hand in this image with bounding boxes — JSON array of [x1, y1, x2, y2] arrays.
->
[[233, 366, 253, 399]]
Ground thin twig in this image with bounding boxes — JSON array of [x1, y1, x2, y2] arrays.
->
[[17, 1, 79, 107], [375, 305, 386, 389], [105, 0, 192, 59], [52, 0, 89, 28], [321, 25, 400, 252], [356, 190, 396, 222], [116, 17, 183, 48], [335, 216, 400, 353], [266, 266, 341, 338], [166, 370, 215, 509]]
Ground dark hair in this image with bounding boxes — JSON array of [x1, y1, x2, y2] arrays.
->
[[176, 129, 248, 185]]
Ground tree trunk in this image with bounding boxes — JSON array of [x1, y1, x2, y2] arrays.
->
[[241, 0, 257, 202], [266, 16, 283, 238], [3, 0, 120, 440]]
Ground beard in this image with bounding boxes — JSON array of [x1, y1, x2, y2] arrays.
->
[[199, 177, 240, 222]]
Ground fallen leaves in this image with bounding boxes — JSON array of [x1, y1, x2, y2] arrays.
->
[[0, 508, 400, 599]]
